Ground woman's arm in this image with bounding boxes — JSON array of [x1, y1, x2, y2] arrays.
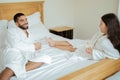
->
[[92, 38, 120, 60]]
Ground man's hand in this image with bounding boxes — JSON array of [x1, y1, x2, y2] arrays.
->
[[34, 42, 41, 50], [86, 47, 92, 55]]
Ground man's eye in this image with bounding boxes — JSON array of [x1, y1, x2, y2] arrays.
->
[[20, 20, 24, 22]]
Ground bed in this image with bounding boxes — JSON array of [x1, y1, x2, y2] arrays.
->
[[0, 1, 120, 80]]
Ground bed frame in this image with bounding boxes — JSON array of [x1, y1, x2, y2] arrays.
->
[[0, 1, 120, 80], [58, 59, 120, 80]]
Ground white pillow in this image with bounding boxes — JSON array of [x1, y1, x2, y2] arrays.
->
[[27, 12, 41, 27], [0, 48, 4, 71], [8, 12, 50, 40], [0, 20, 8, 29], [0, 27, 7, 48], [27, 12, 51, 40], [0, 20, 7, 68], [28, 21, 50, 41], [7, 20, 16, 29]]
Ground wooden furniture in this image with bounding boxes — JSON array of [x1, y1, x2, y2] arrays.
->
[[58, 59, 120, 80], [0, 1, 120, 80], [49, 26, 73, 39], [0, 1, 44, 23]]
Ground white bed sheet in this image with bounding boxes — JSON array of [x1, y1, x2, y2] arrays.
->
[[11, 59, 97, 80], [4, 33, 97, 80], [0, 33, 98, 80], [0, 48, 4, 73], [9, 51, 97, 80]]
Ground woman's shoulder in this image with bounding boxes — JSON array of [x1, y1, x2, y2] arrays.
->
[[100, 35, 114, 47]]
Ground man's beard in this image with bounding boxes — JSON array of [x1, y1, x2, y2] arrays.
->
[[18, 23, 28, 30]]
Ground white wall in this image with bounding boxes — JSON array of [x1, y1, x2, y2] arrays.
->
[[0, 0, 44, 3], [74, 0, 119, 39], [118, 0, 120, 19], [44, 0, 75, 28], [0, 0, 118, 39]]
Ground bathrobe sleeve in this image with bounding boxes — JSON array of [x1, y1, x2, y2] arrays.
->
[[92, 38, 120, 60], [7, 28, 35, 52], [3, 48, 27, 79]]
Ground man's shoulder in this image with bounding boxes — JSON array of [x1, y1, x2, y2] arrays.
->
[[8, 27, 19, 33]]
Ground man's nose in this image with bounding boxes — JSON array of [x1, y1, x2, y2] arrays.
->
[[24, 21, 28, 24]]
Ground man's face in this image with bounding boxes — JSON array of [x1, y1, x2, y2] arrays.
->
[[16, 15, 28, 30]]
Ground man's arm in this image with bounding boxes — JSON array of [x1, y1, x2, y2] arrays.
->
[[7, 28, 41, 52]]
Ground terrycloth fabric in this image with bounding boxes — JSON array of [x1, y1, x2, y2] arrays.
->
[[3, 48, 27, 79], [2, 26, 52, 79], [67, 32, 120, 60]]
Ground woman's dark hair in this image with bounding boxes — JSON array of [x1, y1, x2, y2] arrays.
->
[[101, 13, 120, 53], [13, 13, 25, 22]]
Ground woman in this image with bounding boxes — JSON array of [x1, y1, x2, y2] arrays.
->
[[47, 13, 120, 60]]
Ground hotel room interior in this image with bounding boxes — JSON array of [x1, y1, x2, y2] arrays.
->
[[0, 0, 120, 80]]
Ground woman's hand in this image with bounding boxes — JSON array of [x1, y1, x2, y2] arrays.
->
[[86, 47, 92, 55]]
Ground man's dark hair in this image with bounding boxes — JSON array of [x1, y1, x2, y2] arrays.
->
[[13, 13, 25, 22]]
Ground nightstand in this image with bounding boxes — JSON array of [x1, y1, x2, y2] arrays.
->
[[49, 26, 73, 39]]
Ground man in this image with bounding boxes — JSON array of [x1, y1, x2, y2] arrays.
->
[[0, 13, 51, 80]]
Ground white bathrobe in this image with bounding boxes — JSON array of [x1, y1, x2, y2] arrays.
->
[[68, 32, 120, 60], [2, 26, 52, 79]]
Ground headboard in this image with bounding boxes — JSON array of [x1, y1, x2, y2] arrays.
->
[[0, 1, 44, 23]]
